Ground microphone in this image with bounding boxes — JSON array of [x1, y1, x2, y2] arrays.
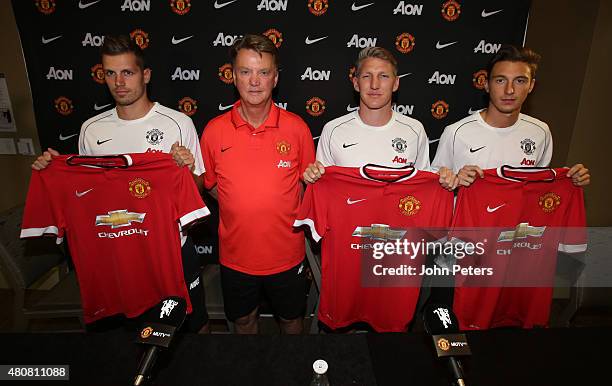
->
[[133, 296, 187, 386], [423, 303, 471, 386]]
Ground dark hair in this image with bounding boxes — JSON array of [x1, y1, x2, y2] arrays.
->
[[487, 45, 541, 79], [101, 34, 146, 70], [229, 34, 279, 68], [355, 47, 398, 76]]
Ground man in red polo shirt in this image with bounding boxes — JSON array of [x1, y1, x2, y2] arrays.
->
[[200, 34, 315, 334]]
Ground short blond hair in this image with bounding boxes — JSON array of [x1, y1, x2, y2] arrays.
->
[[355, 47, 398, 76]]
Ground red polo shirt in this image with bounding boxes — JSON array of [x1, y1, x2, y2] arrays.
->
[[200, 101, 315, 275]]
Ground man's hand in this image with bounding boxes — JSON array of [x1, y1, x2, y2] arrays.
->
[[567, 163, 590, 186], [303, 161, 325, 184], [31, 148, 60, 170], [457, 165, 484, 187], [170, 142, 195, 172], [438, 167, 459, 191]]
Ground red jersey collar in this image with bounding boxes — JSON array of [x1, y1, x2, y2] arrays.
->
[[230, 100, 280, 132]]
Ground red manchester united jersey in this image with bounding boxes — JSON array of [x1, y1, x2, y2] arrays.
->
[[295, 165, 454, 332], [21, 153, 210, 323], [451, 166, 586, 329]]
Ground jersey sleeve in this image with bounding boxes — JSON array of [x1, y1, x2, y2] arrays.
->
[[294, 182, 329, 242], [200, 122, 218, 190], [558, 180, 587, 253], [20, 170, 65, 243], [174, 166, 210, 228], [78, 121, 89, 155], [182, 116, 206, 177], [431, 124, 455, 172], [414, 121, 432, 171], [538, 123, 553, 167], [315, 121, 336, 167]]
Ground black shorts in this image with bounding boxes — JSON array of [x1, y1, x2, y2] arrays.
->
[[220, 260, 307, 322], [181, 236, 209, 331]]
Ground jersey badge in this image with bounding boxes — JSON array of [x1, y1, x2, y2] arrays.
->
[[520, 138, 536, 155], [399, 195, 421, 216], [146, 128, 164, 145], [392, 137, 408, 153], [276, 140, 291, 155], [538, 192, 561, 213], [129, 178, 151, 199]]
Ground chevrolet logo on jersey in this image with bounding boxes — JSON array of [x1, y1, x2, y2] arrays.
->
[[497, 222, 546, 242], [352, 224, 407, 241], [96, 210, 146, 229]]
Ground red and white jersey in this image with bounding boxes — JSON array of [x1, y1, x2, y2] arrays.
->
[[20, 153, 210, 323], [295, 166, 454, 332], [451, 166, 586, 329]]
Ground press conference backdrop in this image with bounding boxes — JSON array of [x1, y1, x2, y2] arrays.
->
[[11, 0, 530, 258]]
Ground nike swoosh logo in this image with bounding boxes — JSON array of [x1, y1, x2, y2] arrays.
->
[[347, 198, 367, 205], [312, 136, 321, 140], [346, 105, 359, 112], [305, 36, 328, 45], [428, 138, 440, 144], [59, 133, 78, 141], [221, 147, 232, 152], [487, 203, 506, 213], [398, 73, 412, 78], [343, 143, 358, 148], [218, 103, 234, 111], [172, 35, 194, 45], [79, 0, 101, 9], [97, 139, 112, 145], [41, 35, 62, 44], [436, 41, 458, 49], [470, 146, 486, 153], [351, 2, 374, 11], [75, 188, 93, 197], [468, 108, 479, 115], [94, 103, 112, 111], [482, 9, 503, 18], [214, 0, 238, 9]]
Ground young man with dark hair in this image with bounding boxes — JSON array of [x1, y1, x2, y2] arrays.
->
[[433, 45, 590, 186], [303, 47, 440, 184], [31, 34, 209, 333], [200, 34, 315, 334]]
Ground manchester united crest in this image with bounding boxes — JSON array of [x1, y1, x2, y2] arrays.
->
[[170, 0, 191, 15], [35, 0, 56, 14], [276, 141, 291, 155], [348, 66, 356, 82], [91, 63, 105, 84], [54, 96, 74, 116], [130, 29, 150, 49], [263, 28, 283, 48], [431, 100, 449, 119], [520, 138, 536, 155], [140, 327, 153, 338], [472, 69, 487, 90], [441, 0, 461, 21], [539, 192, 561, 213], [308, 0, 328, 16], [395, 33, 416, 54], [129, 178, 151, 199], [392, 138, 407, 153], [146, 129, 164, 145], [399, 195, 421, 216], [306, 97, 326, 117], [178, 97, 197, 116], [218, 63, 234, 84]]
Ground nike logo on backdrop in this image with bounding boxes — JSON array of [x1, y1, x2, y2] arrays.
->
[[94, 103, 112, 111], [351, 2, 374, 11], [41, 35, 62, 44], [487, 204, 506, 213], [305, 36, 328, 45], [79, 0, 101, 9], [172, 35, 193, 45], [97, 139, 112, 145], [470, 146, 486, 153], [436, 41, 458, 49], [59, 133, 78, 141], [214, 0, 238, 9], [428, 138, 440, 144], [398, 73, 412, 78], [218, 103, 233, 111], [75, 188, 93, 197], [347, 198, 366, 205], [343, 143, 358, 148], [481, 9, 503, 18]]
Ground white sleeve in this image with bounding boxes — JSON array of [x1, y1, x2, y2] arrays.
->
[[414, 122, 431, 171], [182, 117, 205, 176], [78, 121, 89, 155], [538, 124, 553, 167], [315, 121, 335, 167], [431, 125, 455, 172]]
